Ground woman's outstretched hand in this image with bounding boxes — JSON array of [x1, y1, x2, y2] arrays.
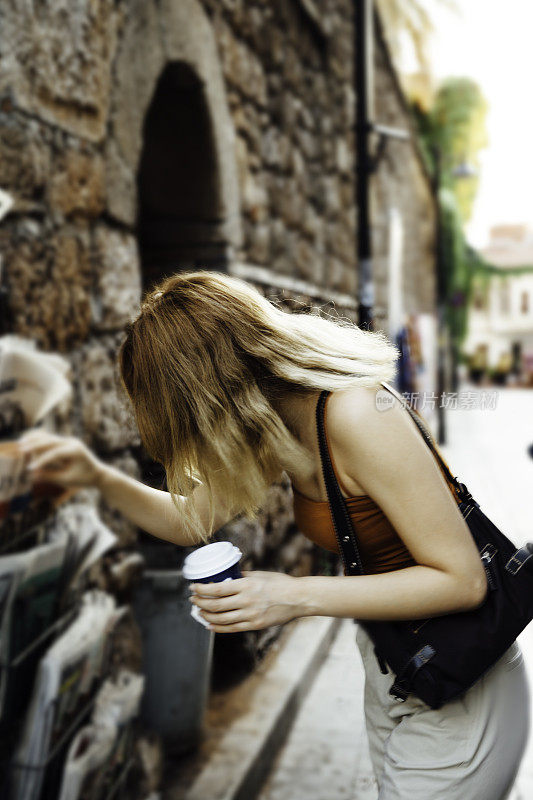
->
[[17, 430, 106, 490], [189, 570, 307, 632]]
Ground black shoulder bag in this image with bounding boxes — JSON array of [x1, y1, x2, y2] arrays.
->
[[316, 380, 533, 710]]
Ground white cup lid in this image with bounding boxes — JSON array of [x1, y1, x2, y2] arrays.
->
[[182, 541, 242, 580]]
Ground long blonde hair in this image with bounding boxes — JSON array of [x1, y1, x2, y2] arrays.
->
[[118, 270, 399, 544]]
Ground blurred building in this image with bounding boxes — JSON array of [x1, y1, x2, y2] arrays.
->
[[465, 224, 533, 382], [0, 1, 437, 649]]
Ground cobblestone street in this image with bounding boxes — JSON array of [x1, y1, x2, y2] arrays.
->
[[258, 384, 533, 800]]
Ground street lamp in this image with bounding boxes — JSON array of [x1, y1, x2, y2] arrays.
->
[[452, 161, 478, 179], [450, 159, 478, 393]]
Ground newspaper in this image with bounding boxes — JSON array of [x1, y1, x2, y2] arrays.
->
[[0, 335, 75, 540], [57, 669, 144, 800], [10, 590, 125, 800], [0, 537, 70, 722], [0, 502, 118, 726], [49, 501, 118, 588], [0, 335, 72, 432]]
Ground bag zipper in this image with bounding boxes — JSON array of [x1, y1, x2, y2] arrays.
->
[[411, 618, 430, 634], [480, 546, 497, 591]]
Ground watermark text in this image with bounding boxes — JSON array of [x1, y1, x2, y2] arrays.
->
[[375, 389, 499, 412]]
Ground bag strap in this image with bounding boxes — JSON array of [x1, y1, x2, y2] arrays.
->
[[379, 382, 454, 483], [378, 382, 475, 505], [316, 390, 364, 576]]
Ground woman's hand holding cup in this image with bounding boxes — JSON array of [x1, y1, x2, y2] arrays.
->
[[184, 542, 304, 633]]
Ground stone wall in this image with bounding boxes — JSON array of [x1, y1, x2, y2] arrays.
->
[[371, 11, 437, 329], [0, 0, 436, 664]]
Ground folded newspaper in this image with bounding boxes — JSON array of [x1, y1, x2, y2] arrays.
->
[[0, 335, 72, 432]]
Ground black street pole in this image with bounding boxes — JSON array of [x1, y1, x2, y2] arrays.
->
[[355, 0, 375, 331], [432, 144, 447, 445]]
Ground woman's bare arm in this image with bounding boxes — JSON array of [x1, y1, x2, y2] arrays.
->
[[18, 430, 238, 548], [291, 385, 488, 621], [95, 463, 239, 546]]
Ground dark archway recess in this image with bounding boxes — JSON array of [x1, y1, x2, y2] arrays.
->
[[137, 62, 230, 293]]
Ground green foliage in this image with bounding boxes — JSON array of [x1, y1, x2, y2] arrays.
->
[[410, 77, 490, 355], [438, 187, 472, 347], [411, 77, 489, 223]]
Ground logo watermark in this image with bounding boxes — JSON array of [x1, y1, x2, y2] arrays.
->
[[375, 389, 499, 412]]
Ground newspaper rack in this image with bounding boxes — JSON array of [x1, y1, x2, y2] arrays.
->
[[0, 610, 137, 800], [3, 688, 136, 800], [0, 587, 82, 731], [0, 485, 79, 557]]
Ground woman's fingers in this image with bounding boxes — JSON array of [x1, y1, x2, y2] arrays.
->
[[189, 579, 245, 597], [191, 593, 246, 613], [28, 442, 77, 471], [19, 430, 64, 449], [197, 608, 251, 626], [208, 620, 257, 633]]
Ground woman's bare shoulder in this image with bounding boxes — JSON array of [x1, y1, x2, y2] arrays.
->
[[326, 383, 423, 464]]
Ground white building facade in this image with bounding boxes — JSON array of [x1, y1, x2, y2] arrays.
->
[[464, 225, 533, 380]]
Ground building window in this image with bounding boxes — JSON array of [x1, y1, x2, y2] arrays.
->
[[472, 282, 488, 310], [521, 291, 529, 314], [499, 279, 511, 314]]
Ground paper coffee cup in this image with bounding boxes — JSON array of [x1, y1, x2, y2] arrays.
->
[[183, 541, 243, 628]]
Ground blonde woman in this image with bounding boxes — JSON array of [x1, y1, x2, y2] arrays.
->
[[20, 271, 529, 799]]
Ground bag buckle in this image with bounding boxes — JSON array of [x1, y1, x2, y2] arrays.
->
[[456, 480, 479, 506], [505, 543, 533, 575], [388, 644, 436, 703], [389, 680, 409, 702]]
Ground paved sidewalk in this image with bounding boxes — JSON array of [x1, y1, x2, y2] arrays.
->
[[257, 619, 377, 800], [258, 384, 533, 800]]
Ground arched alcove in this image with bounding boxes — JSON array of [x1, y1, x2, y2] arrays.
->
[[137, 62, 230, 291]]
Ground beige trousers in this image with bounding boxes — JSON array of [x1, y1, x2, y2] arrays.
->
[[355, 623, 530, 800]]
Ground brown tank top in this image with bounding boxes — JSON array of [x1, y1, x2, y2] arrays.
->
[[292, 391, 463, 574]]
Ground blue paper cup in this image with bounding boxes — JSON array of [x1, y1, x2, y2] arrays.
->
[[183, 541, 243, 628]]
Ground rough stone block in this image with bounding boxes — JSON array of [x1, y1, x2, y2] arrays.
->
[[214, 16, 267, 106], [0, 112, 51, 201], [5, 224, 92, 351], [103, 138, 137, 226], [0, 0, 123, 141], [242, 171, 269, 223], [260, 128, 291, 171], [48, 148, 105, 217], [91, 226, 142, 331], [74, 333, 141, 453], [245, 221, 271, 263]]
